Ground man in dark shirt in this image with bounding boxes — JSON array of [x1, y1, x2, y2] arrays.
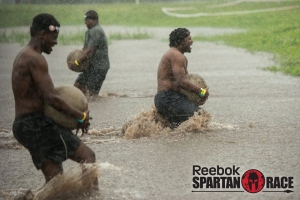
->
[[70, 10, 110, 96]]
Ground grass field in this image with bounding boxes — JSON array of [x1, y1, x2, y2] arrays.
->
[[0, 0, 299, 76]]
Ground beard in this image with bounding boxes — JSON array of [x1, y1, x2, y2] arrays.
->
[[183, 43, 192, 53]]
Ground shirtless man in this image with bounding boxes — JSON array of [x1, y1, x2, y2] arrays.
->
[[155, 28, 209, 127], [11, 13, 97, 186]]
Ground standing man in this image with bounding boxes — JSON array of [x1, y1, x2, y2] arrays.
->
[[11, 13, 97, 188], [155, 28, 209, 127], [70, 10, 110, 96]]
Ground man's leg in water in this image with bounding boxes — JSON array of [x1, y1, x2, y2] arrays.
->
[[70, 141, 98, 190], [87, 68, 109, 96], [74, 72, 88, 95], [41, 161, 63, 183], [155, 91, 199, 127]]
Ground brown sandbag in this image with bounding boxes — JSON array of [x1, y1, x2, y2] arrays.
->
[[67, 49, 88, 72], [44, 85, 88, 130], [179, 73, 208, 106]]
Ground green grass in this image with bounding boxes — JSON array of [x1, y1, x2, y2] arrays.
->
[[194, 25, 300, 75], [0, 31, 29, 46], [0, 1, 300, 76], [57, 31, 85, 45], [0, 29, 152, 45], [108, 30, 152, 40]]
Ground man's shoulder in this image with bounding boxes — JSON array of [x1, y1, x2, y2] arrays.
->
[[164, 48, 184, 58], [167, 47, 182, 54], [90, 24, 104, 32], [17, 47, 46, 69], [17, 47, 37, 61]]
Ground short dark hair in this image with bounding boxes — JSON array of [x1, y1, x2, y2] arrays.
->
[[85, 10, 98, 20], [30, 13, 60, 37], [169, 28, 190, 47]]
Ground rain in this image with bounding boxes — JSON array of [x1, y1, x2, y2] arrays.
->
[[1, 0, 300, 199]]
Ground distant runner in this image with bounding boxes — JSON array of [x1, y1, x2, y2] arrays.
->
[[69, 10, 110, 97]]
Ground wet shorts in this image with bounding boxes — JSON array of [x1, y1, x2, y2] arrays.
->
[[76, 67, 108, 94], [154, 90, 199, 124], [12, 112, 81, 169]]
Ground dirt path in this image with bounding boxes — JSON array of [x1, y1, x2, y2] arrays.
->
[[0, 26, 299, 199]]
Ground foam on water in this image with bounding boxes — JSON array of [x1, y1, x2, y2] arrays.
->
[[2, 162, 121, 200], [176, 108, 212, 133], [121, 106, 172, 139], [0, 131, 24, 149], [0, 109, 238, 150], [121, 106, 212, 139], [0, 109, 239, 199], [208, 121, 239, 130], [33, 163, 100, 200]]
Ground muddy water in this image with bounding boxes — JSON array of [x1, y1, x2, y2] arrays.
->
[[0, 26, 300, 199]]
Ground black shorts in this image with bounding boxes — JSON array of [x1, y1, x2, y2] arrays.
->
[[76, 67, 108, 94], [12, 112, 81, 169], [154, 90, 199, 124]]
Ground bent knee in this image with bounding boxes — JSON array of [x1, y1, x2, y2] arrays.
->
[[87, 149, 96, 163], [82, 145, 96, 163], [74, 142, 96, 163]]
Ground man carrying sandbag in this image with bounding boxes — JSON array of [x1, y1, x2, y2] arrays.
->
[[11, 13, 97, 189], [155, 28, 209, 128], [69, 10, 110, 97]]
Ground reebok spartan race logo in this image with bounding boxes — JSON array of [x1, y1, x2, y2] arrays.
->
[[192, 165, 294, 194]]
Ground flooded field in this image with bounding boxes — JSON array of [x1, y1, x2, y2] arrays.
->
[[0, 26, 299, 199]]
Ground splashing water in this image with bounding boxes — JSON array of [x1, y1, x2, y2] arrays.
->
[[121, 106, 212, 139], [208, 121, 239, 130], [33, 163, 100, 200], [176, 108, 212, 133], [0, 131, 24, 149], [4, 162, 121, 200]]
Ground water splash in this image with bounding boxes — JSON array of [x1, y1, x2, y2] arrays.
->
[[208, 122, 239, 130], [176, 108, 212, 133], [33, 163, 100, 200], [3, 162, 121, 200], [121, 106, 212, 139], [0, 131, 24, 149]]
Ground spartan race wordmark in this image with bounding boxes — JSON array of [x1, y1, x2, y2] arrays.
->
[[191, 165, 295, 194], [192, 165, 242, 190]]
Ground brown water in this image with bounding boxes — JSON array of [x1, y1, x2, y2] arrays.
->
[[0, 104, 238, 200], [33, 163, 99, 200], [3, 163, 119, 200], [122, 106, 211, 139]]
